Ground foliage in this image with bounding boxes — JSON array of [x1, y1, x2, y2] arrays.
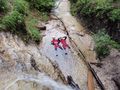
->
[[40, 12, 49, 21], [70, 0, 120, 21], [1, 0, 54, 43], [70, 0, 120, 48], [93, 29, 120, 58], [2, 11, 24, 32], [93, 30, 111, 57], [109, 9, 120, 21], [70, 0, 77, 3], [14, 0, 29, 15], [25, 15, 41, 42], [0, 0, 7, 13], [26, 0, 54, 12]]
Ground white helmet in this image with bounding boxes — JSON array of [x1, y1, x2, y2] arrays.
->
[[52, 36, 55, 39]]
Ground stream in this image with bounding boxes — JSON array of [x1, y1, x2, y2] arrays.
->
[[40, 0, 91, 89]]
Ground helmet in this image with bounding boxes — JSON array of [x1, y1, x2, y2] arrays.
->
[[52, 36, 55, 39]]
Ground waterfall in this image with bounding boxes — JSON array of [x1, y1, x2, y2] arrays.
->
[[5, 73, 73, 90]]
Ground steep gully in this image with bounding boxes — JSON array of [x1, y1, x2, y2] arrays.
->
[[0, 0, 100, 90], [41, 0, 97, 89]]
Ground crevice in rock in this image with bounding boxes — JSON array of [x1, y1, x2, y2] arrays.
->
[[30, 56, 41, 72], [45, 56, 67, 85], [112, 76, 120, 90]]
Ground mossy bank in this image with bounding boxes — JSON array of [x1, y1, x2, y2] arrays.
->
[[0, 0, 55, 43]]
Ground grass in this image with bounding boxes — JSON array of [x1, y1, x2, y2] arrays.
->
[[93, 29, 120, 58], [0, 0, 54, 43], [25, 10, 41, 43], [2, 10, 24, 31], [14, 0, 29, 15]]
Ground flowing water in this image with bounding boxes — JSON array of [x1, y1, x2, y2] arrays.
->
[[5, 73, 72, 90], [40, 0, 93, 89]]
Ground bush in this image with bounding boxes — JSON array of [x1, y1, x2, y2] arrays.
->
[[28, 27, 40, 42], [93, 30, 111, 58], [93, 29, 120, 58], [70, 0, 120, 21], [14, 0, 29, 15], [26, 17, 41, 42], [26, 0, 54, 12], [2, 11, 24, 31], [0, 0, 7, 13], [70, 0, 120, 44], [1, 0, 51, 43], [109, 9, 120, 21]]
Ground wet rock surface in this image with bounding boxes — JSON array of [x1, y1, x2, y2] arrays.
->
[[0, 0, 97, 90], [0, 32, 68, 90], [0, 19, 95, 89], [92, 49, 120, 90], [41, 19, 88, 89]]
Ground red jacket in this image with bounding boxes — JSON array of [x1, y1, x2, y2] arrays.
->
[[51, 39, 60, 48], [60, 38, 69, 48], [60, 39, 67, 45]]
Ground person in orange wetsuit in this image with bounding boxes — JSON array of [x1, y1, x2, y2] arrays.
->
[[51, 37, 63, 51]]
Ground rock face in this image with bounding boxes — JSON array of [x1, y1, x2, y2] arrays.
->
[[54, 0, 97, 63], [92, 49, 120, 90], [0, 32, 68, 90], [0, 0, 97, 90], [0, 19, 96, 90]]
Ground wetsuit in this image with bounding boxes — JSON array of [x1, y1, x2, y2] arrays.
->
[[51, 39, 62, 50], [59, 37, 70, 50]]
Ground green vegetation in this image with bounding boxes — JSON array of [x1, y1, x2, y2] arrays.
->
[[70, 0, 120, 57], [25, 11, 41, 43], [0, 0, 55, 43], [93, 29, 120, 58], [70, 0, 120, 21], [26, 0, 54, 12], [14, 0, 29, 15], [109, 9, 120, 21], [0, 0, 7, 13], [2, 11, 24, 31]]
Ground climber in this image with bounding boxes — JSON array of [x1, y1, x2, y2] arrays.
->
[[58, 36, 70, 55], [59, 36, 70, 50], [51, 37, 63, 51], [67, 76, 80, 90]]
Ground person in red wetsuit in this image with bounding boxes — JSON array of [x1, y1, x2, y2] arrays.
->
[[51, 37, 63, 51], [58, 36, 70, 55], [59, 36, 70, 50]]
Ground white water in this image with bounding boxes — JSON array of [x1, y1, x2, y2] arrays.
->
[[5, 73, 73, 90]]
